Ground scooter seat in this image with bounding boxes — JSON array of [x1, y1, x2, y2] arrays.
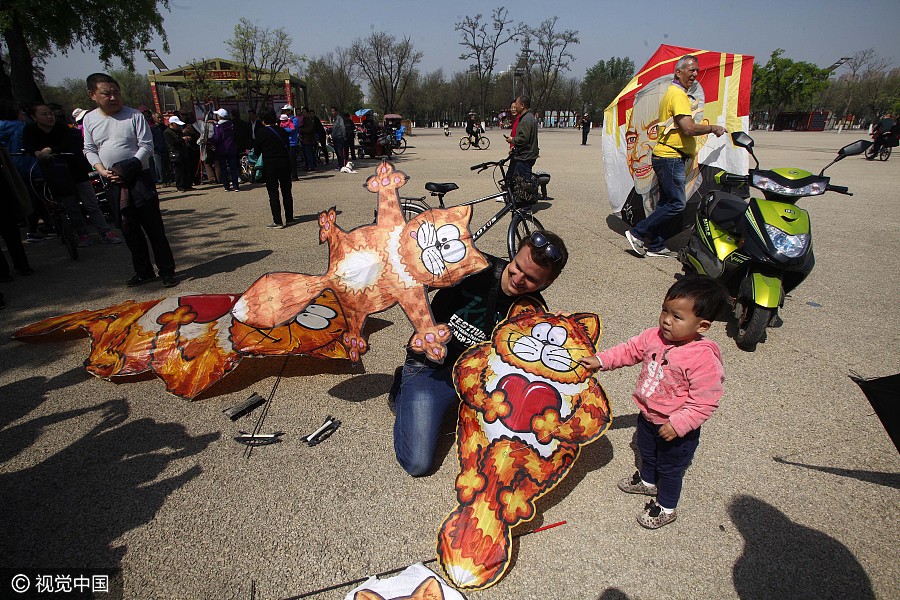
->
[[708, 194, 748, 232], [425, 182, 459, 195]]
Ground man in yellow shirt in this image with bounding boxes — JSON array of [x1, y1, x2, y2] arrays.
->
[[625, 55, 726, 258]]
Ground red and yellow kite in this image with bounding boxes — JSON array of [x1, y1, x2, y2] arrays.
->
[[602, 44, 753, 230]]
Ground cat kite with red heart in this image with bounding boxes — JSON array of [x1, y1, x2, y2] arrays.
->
[[439, 297, 612, 589]]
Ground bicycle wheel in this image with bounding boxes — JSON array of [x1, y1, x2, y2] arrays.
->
[[395, 138, 407, 154], [51, 207, 78, 261], [459, 137, 471, 150], [864, 144, 877, 160], [477, 136, 491, 151], [507, 212, 545, 261], [879, 146, 891, 161], [399, 201, 427, 222]]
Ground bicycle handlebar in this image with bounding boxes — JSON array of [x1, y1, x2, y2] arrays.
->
[[470, 156, 511, 172]]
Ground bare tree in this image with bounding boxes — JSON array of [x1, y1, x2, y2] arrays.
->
[[226, 18, 301, 110], [349, 32, 423, 114], [527, 17, 579, 113], [455, 7, 525, 119], [306, 48, 363, 113], [839, 49, 889, 120]]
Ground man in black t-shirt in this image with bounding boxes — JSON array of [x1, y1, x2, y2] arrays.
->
[[392, 230, 568, 476]]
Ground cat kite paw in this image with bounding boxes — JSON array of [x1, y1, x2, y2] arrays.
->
[[499, 486, 535, 524], [341, 332, 368, 362], [318, 208, 337, 244], [455, 468, 486, 503], [532, 408, 562, 443], [409, 323, 451, 363], [480, 389, 512, 423], [365, 161, 408, 194]]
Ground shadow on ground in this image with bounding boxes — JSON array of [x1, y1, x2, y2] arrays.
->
[[730, 495, 875, 598]]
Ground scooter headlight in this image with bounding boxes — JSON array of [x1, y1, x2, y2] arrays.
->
[[764, 223, 809, 258], [751, 173, 828, 196]]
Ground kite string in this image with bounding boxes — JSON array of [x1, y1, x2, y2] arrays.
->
[[244, 356, 290, 460]]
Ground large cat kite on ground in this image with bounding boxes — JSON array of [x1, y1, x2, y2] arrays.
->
[[438, 297, 612, 589], [14, 161, 489, 399], [602, 44, 753, 233]]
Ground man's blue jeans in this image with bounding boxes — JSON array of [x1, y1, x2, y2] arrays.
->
[[631, 155, 687, 252], [393, 356, 459, 477]]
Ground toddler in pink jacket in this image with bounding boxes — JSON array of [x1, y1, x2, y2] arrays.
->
[[580, 277, 728, 529]]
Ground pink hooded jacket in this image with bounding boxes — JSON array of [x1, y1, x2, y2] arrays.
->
[[594, 327, 724, 437]]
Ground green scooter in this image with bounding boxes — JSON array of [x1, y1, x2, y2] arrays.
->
[[679, 132, 870, 351]]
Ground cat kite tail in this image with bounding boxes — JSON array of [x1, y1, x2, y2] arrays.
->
[[15, 160, 489, 399], [602, 44, 753, 232], [438, 297, 612, 589]]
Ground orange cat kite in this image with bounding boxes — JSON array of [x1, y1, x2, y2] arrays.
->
[[439, 297, 612, 589]]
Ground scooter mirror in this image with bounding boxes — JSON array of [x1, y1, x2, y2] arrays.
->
[[838, 140, 871, 158], [732, 131, 754, 149]]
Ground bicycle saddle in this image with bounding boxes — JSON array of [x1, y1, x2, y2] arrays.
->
[[425, 182, 459, 195]]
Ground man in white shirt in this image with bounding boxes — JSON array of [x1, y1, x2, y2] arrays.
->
[[83, 73, 177, 287]]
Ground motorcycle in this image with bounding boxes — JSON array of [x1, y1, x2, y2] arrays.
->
[[679, 131, 870, 351]]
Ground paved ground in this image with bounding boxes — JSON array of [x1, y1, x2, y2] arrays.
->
[[1, 128, 897, 600]]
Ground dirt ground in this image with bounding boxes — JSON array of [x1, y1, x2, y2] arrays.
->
[[0, 127, 897, 599]]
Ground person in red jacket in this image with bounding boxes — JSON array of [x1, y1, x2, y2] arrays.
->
[[580, 276, 728, 529]]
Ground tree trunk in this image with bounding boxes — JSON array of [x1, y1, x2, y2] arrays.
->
[[0, 52, 14, 102], [3, 12, 43, 103]]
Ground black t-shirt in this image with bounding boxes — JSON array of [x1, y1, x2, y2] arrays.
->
[[22, 123, 91, 181], [410, 255, 546, 367]]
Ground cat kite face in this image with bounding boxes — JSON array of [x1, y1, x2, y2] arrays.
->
[[399, 205, 484, 287]]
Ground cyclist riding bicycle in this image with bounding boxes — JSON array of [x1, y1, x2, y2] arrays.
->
[[466, 114, 483, 147], [868, 113, 898, 160]]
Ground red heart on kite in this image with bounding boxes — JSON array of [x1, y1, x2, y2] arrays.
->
[[180, 295, 240, 323], [497, 373, 562, 433]]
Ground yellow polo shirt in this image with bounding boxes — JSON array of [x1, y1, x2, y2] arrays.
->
[[653, 84, 696, 159]]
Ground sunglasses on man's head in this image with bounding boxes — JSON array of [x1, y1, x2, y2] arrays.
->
[[530, 231, 563, 262]]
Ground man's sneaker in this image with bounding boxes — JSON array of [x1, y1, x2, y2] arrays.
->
[[125, 273, 157, 287], [618, 471, 658, 496], [100, 231, 123, 244], [161, 275, 179, 288], [25, 233, 44, 243], [625, 230, 647, 256], [77, 234, 93, 247], [637, 499, 677, 529], [646, 248, 679, 259], [266, 222, 282, 228]]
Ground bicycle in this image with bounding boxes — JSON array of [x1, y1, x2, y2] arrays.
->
[[459, 134, 490, 151], [398, 156, 545, 261], [15, 152, 80, 260], [864, 133, 895, 161]]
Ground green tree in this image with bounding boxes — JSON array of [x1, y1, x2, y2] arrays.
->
[[455, 7, 524, 120], [0, 0, 170, 103], [349, 32, 422, 114], [751, 49, 829, 127], [177, 59, 226, 111], [225, 18, 302, 111], [581, 56, 635, 118]]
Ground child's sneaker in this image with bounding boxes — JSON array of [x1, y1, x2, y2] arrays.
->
[[637, 499, 677, 529], [100, 231, 123, 244], [618, 471, 658, 496]]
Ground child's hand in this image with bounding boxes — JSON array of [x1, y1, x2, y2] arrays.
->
[[659, 421, 678, 442], [578, 356, 602, 371]]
